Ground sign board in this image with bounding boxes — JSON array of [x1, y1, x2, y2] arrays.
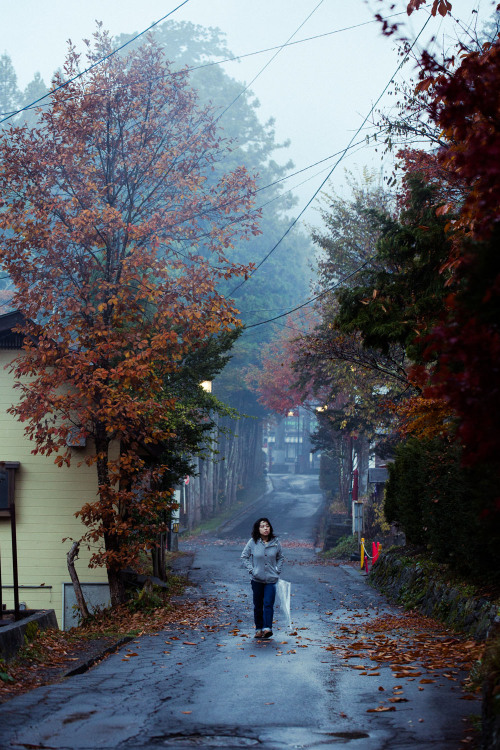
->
[[352, 501, 364, 534], [171, 493, 180, 531]]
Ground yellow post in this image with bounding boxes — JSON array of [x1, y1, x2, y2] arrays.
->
[[360, 537, 365, 569]]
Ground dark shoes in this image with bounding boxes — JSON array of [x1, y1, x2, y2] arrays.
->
[[254, 630, 263, 638], [262, 629, 273, 639]]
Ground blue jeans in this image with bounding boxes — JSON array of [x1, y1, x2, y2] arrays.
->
[[251, 580, 276, 630]]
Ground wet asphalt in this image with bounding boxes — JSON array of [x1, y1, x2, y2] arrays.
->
[[0, 474, 478, 749]]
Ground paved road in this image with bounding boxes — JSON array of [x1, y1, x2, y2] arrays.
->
[[0, 474, 477, 749]]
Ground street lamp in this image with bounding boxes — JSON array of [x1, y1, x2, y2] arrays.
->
[[200, 380, 212, 393]]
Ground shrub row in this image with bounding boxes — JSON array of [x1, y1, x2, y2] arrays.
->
[[384, 437, 499, 583]]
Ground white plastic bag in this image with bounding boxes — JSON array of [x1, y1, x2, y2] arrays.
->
[[276, 578, 292, 631]]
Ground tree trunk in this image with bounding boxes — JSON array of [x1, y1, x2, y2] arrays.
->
[[95, 440, 128, 606], [106, 561, 128, 606], [151, 532, 167, 581], [66, 541, 90, 620]]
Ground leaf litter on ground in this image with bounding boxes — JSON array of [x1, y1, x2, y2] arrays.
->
[[323, 610, 483, 712], [0, 594, 223, 703]]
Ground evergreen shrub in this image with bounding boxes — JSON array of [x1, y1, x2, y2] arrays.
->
[[384, 437, 498, 581]]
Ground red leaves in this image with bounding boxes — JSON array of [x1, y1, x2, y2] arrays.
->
[[325, 611, 483, 688], [407, 0, 451, 16], [245, 309, 316, 415]]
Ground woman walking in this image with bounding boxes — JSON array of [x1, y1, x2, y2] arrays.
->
[[241, 517, 284, 639]]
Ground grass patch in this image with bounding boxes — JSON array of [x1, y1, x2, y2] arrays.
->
[[321, 534, 359, 560]]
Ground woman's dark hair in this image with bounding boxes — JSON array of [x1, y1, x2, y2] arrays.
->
[[251, 517, 275, 543]]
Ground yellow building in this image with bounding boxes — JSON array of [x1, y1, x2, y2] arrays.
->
[[0, 311, 109, 628]]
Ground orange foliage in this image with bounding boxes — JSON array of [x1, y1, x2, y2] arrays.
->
[[0, 30, 259, 602]]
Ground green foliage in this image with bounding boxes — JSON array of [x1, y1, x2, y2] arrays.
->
[[298, 174, 409, 455], [0, 53, 20, 120], [23, 621, 40, 643], [0, 53, 48, 128], [322, 534, 358, 559], [0, 658, 14, 683], [126, 584, 167, 613], [157, 330, 242, 487], [385, 438, 428, 545], [319, 451, 340, 498], [20, 71, 48, 127], [385, 437, 499, 581], [335, 176, 451, 362]]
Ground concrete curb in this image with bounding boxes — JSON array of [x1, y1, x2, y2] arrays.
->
[[62, 635, 135, 678], [62, 555, 199, 680]]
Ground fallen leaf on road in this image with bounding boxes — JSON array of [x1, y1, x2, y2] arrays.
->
[[181, 711, 192, 714], [183, 642, 197, 646], [367, 706, 396, 713], [420, 679, 435, 684]]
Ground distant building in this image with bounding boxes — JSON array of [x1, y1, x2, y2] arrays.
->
[[263, 406, 320, 474]]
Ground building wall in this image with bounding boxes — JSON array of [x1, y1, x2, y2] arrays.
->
[[0, 351, 108, 627]]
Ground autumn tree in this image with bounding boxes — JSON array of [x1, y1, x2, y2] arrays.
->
[[0, 29, 260, 605], [416, 34, 500, 472]]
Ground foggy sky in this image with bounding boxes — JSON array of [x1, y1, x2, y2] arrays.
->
[[0, 0, 493, 217]]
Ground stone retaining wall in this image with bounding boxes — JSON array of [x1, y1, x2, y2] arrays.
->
[[369, 548, 499, 639], [0, 610, 58, 662], [369, 549, 500, 749]]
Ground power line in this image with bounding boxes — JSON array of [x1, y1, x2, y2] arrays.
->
[[171, 137, 373, 250], [242, 259, 373, 331], [0, 0, 192, 126], [213, 0, 325, 125], [0, 12, 405, 119], [228, 15, 432, 299]]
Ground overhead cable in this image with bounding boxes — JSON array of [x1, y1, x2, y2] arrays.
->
[[213, 0, 325, 125], [0, 12, 405, 119], [0, 0, 192, 125], [242, 259, 374, 331], [228, 14, 432, 298]]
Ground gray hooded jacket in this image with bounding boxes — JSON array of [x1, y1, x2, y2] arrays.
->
[[241, 537, 284, 583]]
